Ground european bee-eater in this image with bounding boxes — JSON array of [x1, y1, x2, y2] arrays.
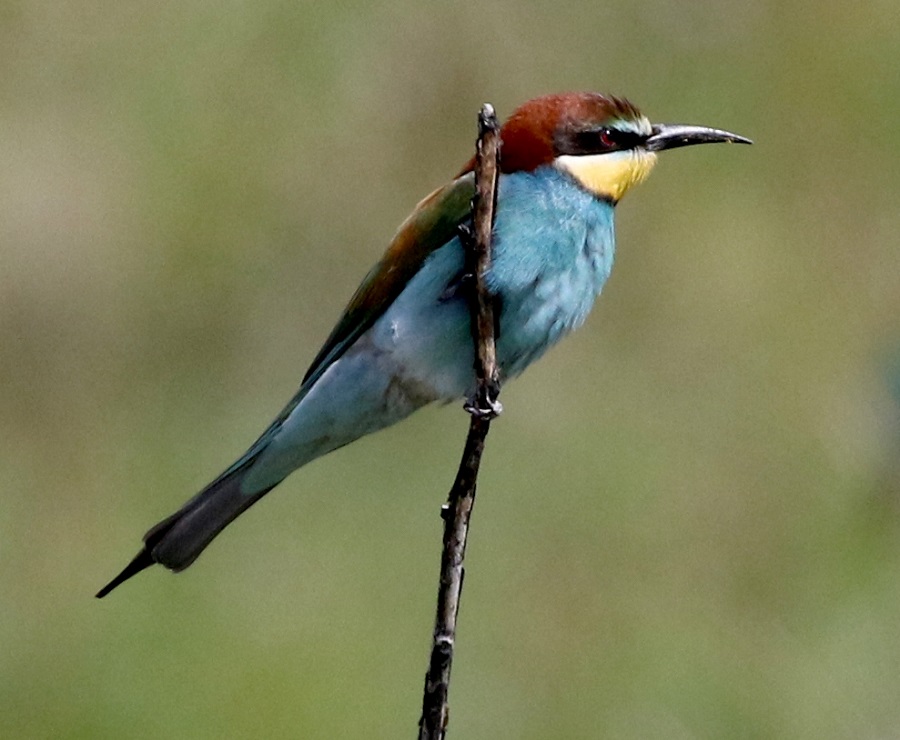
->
[[97, 92, 750, 597]]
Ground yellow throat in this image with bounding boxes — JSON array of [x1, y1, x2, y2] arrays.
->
[[556, 148, 658, 202]]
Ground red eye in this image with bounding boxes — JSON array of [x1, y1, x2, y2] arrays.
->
[[599, 129, 615, 149]]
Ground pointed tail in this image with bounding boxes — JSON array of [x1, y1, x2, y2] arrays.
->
[[96, 467, 279, 598]]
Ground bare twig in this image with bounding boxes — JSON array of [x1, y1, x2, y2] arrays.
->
[[417, 104, 502, 740]]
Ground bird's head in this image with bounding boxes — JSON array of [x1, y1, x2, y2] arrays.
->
[[461, 92, 751, 203]]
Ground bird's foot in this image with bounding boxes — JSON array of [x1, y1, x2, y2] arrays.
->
[[464, 391, 502, 420], [456, 221, 474, 246]]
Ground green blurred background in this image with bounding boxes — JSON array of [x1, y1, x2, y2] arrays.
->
[[3, 1, 900, 737]]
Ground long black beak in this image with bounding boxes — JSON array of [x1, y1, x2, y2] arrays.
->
[[645, 124, 752, 152]]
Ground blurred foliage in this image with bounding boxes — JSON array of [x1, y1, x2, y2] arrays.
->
[[2, 0, 900, 737]]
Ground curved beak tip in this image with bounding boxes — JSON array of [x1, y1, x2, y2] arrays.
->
[[647, 124, 753, 152]]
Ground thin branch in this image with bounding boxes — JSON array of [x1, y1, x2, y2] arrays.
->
[[418, 104, 502, 740]]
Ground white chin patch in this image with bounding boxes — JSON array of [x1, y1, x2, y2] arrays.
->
[[556, 149, 658, 202]]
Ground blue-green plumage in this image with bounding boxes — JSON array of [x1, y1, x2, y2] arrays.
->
[[121, 168, 615, 580], [96, 92, 749, 597], [245, 166, 615, 489]]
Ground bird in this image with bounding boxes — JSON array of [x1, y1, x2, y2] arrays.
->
[[96, 92, 751, 598]]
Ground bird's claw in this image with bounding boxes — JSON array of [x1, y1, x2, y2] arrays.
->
[[464, 393, 503, 420], [456, 222, 474, 243]]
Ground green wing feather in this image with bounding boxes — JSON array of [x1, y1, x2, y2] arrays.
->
[[220, 173, 475, 477], [301, 172, 475, 388], [231, 172, 476, 471]]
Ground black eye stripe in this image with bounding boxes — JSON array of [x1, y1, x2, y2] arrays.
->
[[556, 126, 646, 157]]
